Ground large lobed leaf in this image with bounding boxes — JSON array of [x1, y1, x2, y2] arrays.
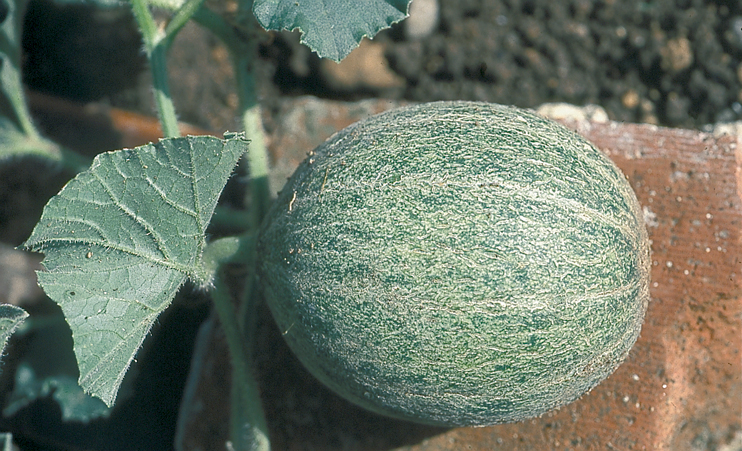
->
[[252, 0, 411, 62], [24, 134, 247, 406]]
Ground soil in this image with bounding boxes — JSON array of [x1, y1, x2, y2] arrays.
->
[[261, 0, 742, 130], [20, 0, 742, 131]]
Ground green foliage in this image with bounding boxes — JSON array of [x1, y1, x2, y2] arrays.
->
[[0, 117, 62, 162], [7, 365, 111, 421], [24, 134, 247, 406], [4, 310, 110, 422], [252, 0, 411, 62], [0, 304, 27, 355], [0, 0, 64, 163]]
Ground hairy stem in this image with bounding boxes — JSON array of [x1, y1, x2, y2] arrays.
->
[[2, 67, 39, 139], [164, 0, 207, 43], [0, 0, 39, 139], [234, 0, 271, 231], [236, 65, 271, 232], [192, 5, 274, 449], [192, 5, 272, 230], [211, 261, 270, 451], [202, 235, 270, 451], [129, 0, 180, 138]]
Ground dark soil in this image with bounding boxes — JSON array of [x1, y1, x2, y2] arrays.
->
[[20, 0, 742, 131], [264, 0, 742, 129]]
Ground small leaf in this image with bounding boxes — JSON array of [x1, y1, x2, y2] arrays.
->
[[252, 0, 411, 62], [24, 135, 247, 406], [0, 303, 27, 354], [6, 365, 110, 422]]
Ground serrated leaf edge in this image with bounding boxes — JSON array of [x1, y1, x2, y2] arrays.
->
[[24, 135, 247, 406]]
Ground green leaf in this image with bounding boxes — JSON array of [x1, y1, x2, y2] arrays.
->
[[0, 303, 27, 354], [4, 310, 110, 423], [252, 0, 411, 62], [24, 134, 247, 406], [7, 365, 111, 422]]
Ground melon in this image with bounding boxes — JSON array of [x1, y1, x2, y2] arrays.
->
[[256, 101, 650, 426]]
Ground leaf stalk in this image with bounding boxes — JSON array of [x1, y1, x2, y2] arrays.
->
[[192, 4, 272, 230], [130, 0, 181, 138]]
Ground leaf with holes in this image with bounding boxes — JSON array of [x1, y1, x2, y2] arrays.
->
[[24, 134, 247, 406], [252, 0, 411, 62]]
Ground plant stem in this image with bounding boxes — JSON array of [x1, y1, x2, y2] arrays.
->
[[211, 260, 270, 451], [211, 206, 254, 233], [3, 70, 39, 139], [129, 0, 180, 138], [202, 235, 270, 451], [192, 6, 274, 449], [192, 6, 272, 230], [150, 45, 180, 138], [164, 0, 207, 44], [192, 2, 273, 322], [234, 0, 272, 231], [0, 0, 39, 140], [236, 63, 271, 232]]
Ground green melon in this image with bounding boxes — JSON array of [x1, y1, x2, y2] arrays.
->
[[256, 101, 650, 427]]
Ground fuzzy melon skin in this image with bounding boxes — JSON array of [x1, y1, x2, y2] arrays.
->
[[257, 101, 650, 427]]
